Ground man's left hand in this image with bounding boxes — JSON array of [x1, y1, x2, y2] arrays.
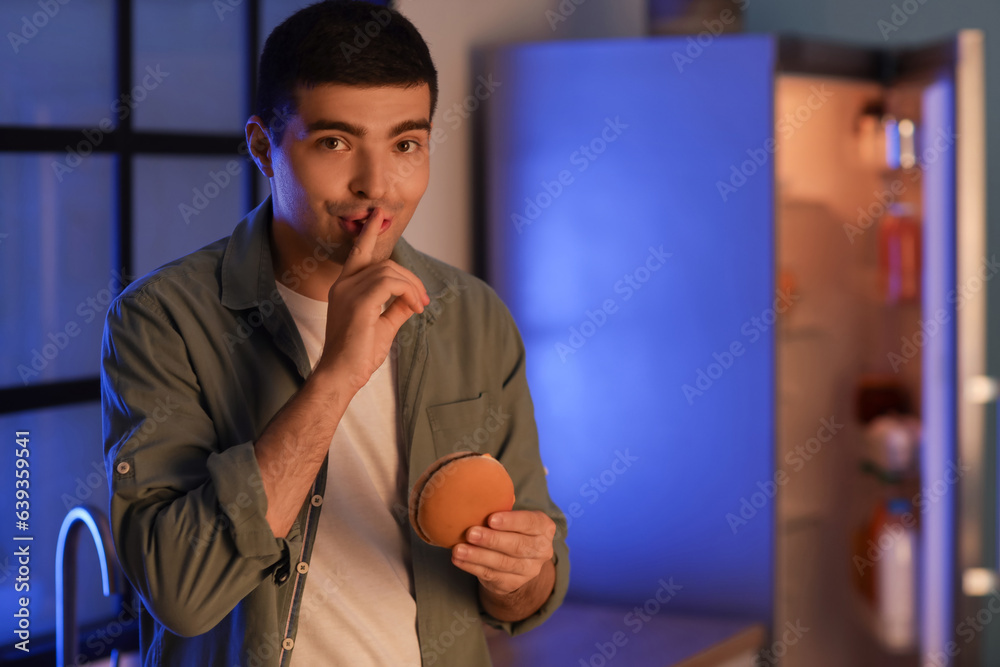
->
[[451, 510, 556, 596]]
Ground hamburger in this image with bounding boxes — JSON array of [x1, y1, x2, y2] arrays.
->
[[408, 452, 516, 548]]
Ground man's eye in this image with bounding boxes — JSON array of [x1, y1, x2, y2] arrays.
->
[[320, 137, 343, 150], [397, 140, 420, 153]]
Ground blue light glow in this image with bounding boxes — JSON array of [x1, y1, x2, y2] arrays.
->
[[488, 36, 777, 621]]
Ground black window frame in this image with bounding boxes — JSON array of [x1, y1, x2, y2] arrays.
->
[[0, 0, 262, 415]]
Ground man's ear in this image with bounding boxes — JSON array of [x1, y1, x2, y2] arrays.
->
[[245, 116, 274, 178]]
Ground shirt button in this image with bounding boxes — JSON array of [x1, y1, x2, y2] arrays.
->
[[310, 494, 323, 506], [282, 638, 294, 650], [116, 461, 130, 474], [296, 562, 309, 574]]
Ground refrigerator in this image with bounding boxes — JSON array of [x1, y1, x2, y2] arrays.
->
[[484, 31, 987, 666]]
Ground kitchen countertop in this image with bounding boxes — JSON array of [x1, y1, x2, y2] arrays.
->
[[486, 599, 766, 667]]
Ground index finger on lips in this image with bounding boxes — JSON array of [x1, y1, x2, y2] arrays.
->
[[342, 207, 384, 276]]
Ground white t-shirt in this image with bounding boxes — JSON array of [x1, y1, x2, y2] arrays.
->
[[276, 281, 421, 667]]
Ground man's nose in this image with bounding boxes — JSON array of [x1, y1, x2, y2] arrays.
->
[[349, 152, 388, 201]]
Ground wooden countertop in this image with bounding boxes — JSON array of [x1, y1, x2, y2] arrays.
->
[[486, 600, 766, 667]]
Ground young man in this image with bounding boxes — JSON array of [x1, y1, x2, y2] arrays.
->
[[101, 2, 568, 665]]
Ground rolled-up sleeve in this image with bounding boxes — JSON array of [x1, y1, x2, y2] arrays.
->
[[102, 290, 287, 638]]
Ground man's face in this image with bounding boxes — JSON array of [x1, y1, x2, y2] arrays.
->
[[264, 82, 432, 266]]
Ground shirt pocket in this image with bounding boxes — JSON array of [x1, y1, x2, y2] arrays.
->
[[425, 392, 496, 458]]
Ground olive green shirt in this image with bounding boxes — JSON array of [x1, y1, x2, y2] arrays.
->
[[101, 198, 569, 666]]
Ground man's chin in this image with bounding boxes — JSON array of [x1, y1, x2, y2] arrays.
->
[[371, 240, 400, 265]]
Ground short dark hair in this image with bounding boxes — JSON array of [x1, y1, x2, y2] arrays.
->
[[256, 1, 438, 143]]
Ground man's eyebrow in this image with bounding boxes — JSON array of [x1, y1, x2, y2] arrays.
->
[[306, 120, 367, 136], [389, 119, 431, 136], [305, 119, 431, 137]]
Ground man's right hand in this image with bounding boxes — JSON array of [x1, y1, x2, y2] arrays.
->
[[314, 207, 430, 393], [254, 207, 429, 539]]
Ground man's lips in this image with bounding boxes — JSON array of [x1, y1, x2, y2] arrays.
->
[[338, 215, 392, 236]]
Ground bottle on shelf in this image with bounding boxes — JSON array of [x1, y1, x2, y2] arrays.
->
[[873, 497, 918, 653], [878, 203, 922, 305], [851, 380, 921, 654]]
